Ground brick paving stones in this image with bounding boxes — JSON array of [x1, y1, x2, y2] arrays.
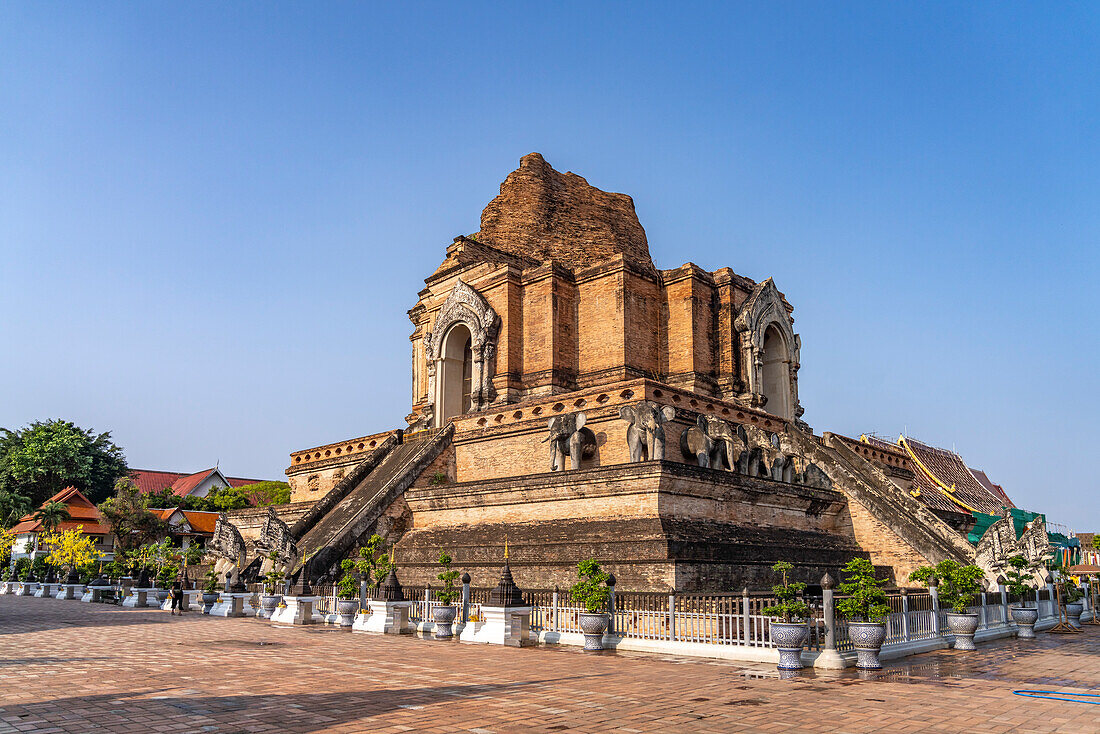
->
[[1, 596, 1098, 733]]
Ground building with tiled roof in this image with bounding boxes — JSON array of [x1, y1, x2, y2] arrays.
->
[[898, 436, 1014, 517], [10, 487, 116, 562], [131, 467, 267, 500], [152, 507, 219, 550]]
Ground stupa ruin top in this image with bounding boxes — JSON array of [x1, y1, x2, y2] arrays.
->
[[475, 152, 655, 275]]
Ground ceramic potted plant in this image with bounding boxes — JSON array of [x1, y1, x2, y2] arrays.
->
[[336, 559, 361, 627], [259, 557, 284, 619], [432, 550, 461, 638], [910, 559, 984, 650], [1004, 555, 1038, 638], [836, 558, 892, 669], [570, 559, 612, 651], [1063, 579, 1085, 628], [761, 561, 811, 670], [201, 569, 220, 614]]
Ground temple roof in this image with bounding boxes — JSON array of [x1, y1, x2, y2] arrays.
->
[[475, 153, 655, 275], [897, 436, 1013, 516], [10, 486, 111, 535]]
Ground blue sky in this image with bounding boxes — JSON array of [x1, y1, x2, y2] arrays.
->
[[2, 3, 1097, 529]]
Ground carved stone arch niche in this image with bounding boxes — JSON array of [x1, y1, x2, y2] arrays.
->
[[424, 280, 500, 426], [734, 279, 802, 422]]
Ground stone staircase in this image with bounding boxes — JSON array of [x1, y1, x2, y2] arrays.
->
[[785, 427, 975, 567], [290, 424, 454, 579]]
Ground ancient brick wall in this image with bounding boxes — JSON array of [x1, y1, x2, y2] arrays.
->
[[834, 497, 932, 585]]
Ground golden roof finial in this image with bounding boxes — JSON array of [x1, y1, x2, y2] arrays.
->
[[504, 535, 509, 560]]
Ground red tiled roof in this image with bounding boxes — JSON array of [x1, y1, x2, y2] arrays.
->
[[148, 508, 218, 535], [10, 487, 110, 535], [130, 468, 268, 498], [181, 511, 218, 534], [969, 468, 1015, 509], [901, 437, 1012, 516]]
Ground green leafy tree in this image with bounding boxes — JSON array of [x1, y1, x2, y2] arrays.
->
[[337, 559, 359, 599], [202, 569, 220, 594], [0, 420, 128, 506], [33, 500, 71, 534], [761, 561, 810, 622], [835, 558, 891, 623], [569, 559, 610, 614], [98, 477, 169, 553], [145, 487, 185, 509], [0, 489, 31, 529], [435, 549, 460, 606], [356, 534, 391, 585], [233, 482, 291, 507], [909, 559, 984, 614], [1004, 555, 1034, 602], [1092, 535, 1100, 552]]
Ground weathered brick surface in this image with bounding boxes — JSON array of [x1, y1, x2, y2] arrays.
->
[[836, 494, 933, 584], [478, 152, 654, 274]]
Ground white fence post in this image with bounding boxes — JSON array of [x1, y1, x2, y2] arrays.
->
[[668, 589, 676, 641], [552, 586, 559, 633], [929, 582, 940, 636], [900, 588, 910, 642], [999, 583, 1008, 626], [742, 588, 751, 644]]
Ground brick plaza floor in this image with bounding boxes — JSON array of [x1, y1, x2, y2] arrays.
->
[[0, 596, 1098, 733]]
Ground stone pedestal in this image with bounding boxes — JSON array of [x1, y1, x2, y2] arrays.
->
[[56, 584, 83, 600], [160, 590, 200, 611], [459, 605, 535, 647], [122, 587, 158, 608], [270, 596, 319, 625], [81, 585, 112, 603], [208, 592, 255, 618], [353, 600, 413, 634], [17, 582, 39, 596], [34, 583, 57, 598]]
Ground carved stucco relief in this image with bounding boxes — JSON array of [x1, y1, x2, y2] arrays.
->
[[421, 280, 500, 426], [733, 278, 803, 422]]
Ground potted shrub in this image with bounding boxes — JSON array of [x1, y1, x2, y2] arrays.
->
[[836, 558, 892, 669], [570, 559, 611, 651], [335, 559, 361, 627], [356, 534, 391, 589], [1004, 556, 1038, 638], [761, 561, 811, 670], [910, 559, 984, 650], [432, 550, 460, 639], [1063, 580, 1085, 628], [201, 569, 220, 614], [260, 559, 284, 619]]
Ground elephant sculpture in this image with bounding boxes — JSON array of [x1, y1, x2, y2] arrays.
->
[[679, 414, 746, 470], [619, 401, 676, 462], [544, 411, 595, 471]]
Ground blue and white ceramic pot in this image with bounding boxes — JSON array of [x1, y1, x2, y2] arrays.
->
[[432, 605, 457, 638], [769, 621, 808, 670], [848, 622, 887, 669], [946, 612, 979, 650], [1010, 605, 1039, 638], [579, 612, 610, 651]]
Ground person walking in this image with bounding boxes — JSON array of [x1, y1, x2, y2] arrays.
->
[[170, 579, 184, 615]]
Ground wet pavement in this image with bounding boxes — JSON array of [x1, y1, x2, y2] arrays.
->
[[0, 595, 1097, 732]]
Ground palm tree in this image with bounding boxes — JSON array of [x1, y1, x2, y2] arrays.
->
[[33, 501, 71, 534]]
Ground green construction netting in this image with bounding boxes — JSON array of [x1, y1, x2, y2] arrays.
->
[[968, 508, 1046, 545]]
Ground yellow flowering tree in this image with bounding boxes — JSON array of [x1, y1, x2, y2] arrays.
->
[[41, 526, 102, 573], [0, 527, 14, 569]]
